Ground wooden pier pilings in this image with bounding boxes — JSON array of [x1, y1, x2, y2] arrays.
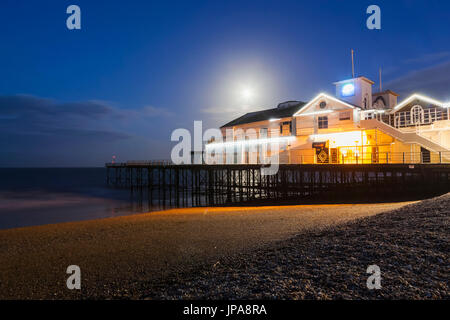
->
[[106, 163, 450, 206]]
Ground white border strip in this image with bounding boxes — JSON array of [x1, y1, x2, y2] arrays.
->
[[205, 136, 296, 149], [293, 93, 357, 117], [393, 93, 448, 111]]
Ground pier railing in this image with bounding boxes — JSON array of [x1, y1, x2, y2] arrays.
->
[[295, 151, 450, 164], [105, 151, 450, 167], [107, 160, 173, 167]]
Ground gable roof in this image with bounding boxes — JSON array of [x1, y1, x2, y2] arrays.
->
[[373, 95, 386, 106], [221, 101, 306, 128], [393, 94, 448, 112], [372, 89, 400, 97], [293, 93, 359, 117]]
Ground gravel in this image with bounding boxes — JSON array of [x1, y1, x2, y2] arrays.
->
[[0, 195, 447, 299], [0, 202, 410, 299], [143, 193, 450, 300]]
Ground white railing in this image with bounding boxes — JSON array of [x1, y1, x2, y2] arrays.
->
[[360, 119, 449, 153], [392, 107, 448, 128], [361, 107, 450, 129], [289, 151, 450, 164]]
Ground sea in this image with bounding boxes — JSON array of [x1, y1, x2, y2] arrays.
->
[[0, 168, 161, 230]]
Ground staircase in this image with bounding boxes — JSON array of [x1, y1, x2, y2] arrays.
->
[[360, 119, 450, 153]]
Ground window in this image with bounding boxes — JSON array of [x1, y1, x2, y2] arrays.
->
[[260, 128, 268, 138], [281, 121, 291, 136], [364, 93, 369, 109], [318, 116, 328, 129], [339, 111, 351, 121]]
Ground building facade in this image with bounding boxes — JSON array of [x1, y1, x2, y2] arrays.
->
[[206, 76, 450, 164]]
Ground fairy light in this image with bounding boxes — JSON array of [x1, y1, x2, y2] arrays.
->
[[297, 110, 333, 117], [205, 135, 296, 149], [293, 93, 357, 117], [393, 94, 446, 111]]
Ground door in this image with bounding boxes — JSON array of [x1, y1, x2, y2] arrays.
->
[[313, 142, 329, 164], [371, 146, 379, 164], [421, 147, 430, 163], [330, 148, 338, 164], [411, 105, 424, 125]]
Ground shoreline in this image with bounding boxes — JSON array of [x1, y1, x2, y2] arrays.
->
[[1, 198, 445, 299], [1, 202, 415, 232]]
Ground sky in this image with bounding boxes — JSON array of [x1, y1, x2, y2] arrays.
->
[[1, 0, 450, 166]]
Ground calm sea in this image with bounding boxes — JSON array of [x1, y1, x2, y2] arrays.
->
[[0, 168, 160, 230]]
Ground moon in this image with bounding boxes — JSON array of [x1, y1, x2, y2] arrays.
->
[[241, 87, 254, 100]]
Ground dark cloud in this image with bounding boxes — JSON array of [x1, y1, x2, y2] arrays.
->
[[0, 95, 173, 166], [0, 95, 113, 118], [0, 95, 128, 138], [384, 60, 450, 100]]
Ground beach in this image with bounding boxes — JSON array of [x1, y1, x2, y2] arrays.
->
[[0, 197, 447, 299]]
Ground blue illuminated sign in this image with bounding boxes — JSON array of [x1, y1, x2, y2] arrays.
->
[[341, 83, 355, 97]]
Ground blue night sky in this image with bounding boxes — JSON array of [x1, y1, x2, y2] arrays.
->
[[1, 0, 450, 166]]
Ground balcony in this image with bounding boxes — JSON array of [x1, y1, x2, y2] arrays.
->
[[391, 107, 449, 128]]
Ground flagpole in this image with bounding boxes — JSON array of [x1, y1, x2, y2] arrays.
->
[[351, 49, 355, 78], [379, 67, 382, 92]]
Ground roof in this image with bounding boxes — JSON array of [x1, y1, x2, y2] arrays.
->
[[333, 76, 375, 85], [373, 95, 386, 106], [221, 101, 306, 128], [393, 94, 448, 112], [372, 90, 400, 97], [293, 93, 360, 117]]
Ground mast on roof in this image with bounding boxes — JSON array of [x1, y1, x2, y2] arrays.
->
[[351, 49, 355, 78], [379, 67, 382, 92]]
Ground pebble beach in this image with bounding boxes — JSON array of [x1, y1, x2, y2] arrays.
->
[[0, 195, 447, 299], [147, 194, 449, 300]]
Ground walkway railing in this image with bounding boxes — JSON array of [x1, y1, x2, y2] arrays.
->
[[291, 151, 450, 165], [372, 107, 450, 128], [107, 160, 173, 167], [106, 151, 450, 167]]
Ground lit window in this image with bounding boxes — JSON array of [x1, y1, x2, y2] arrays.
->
[[339, 111, 351, 121], [318, 116, 328, 129], [280, 121, 291, 136]]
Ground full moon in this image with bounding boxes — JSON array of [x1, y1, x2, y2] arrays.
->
[[241, 87, 254, 100]]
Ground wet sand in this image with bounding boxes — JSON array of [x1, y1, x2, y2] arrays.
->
[[0, 202, 414, 299]]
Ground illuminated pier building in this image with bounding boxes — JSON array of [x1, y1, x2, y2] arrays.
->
[[207, 76, 450, 164]]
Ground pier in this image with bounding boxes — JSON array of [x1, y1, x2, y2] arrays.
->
[[106, 163, 450, 206]]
